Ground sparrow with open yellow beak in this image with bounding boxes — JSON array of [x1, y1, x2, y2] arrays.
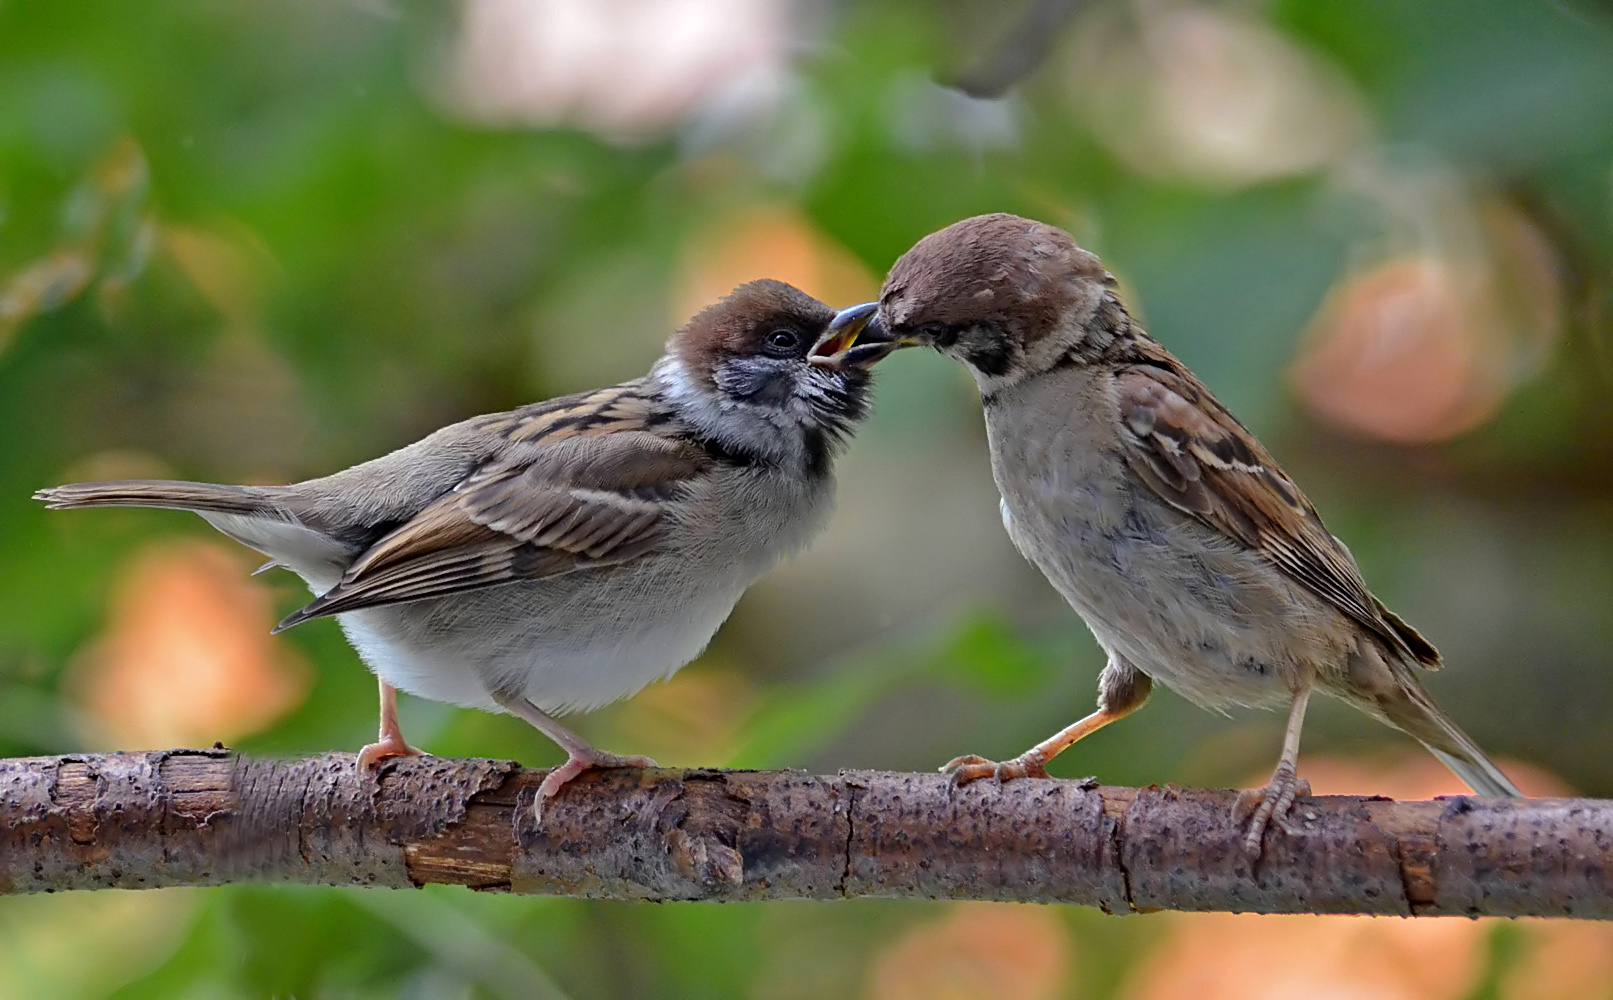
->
[[41, 280, 889, 819], [815, 214, 1521, 853]]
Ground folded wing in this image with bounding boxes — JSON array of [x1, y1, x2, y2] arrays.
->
[[274, 415, 711, 631], [1114, 341, 1439, 667]]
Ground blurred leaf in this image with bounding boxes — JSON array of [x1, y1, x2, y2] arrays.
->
[[932, 613, 1056, 697], [729, 641, 923, 769], [1276, 0, 1613, 167]]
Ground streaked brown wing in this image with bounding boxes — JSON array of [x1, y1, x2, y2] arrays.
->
[[274, 394, 711, 631], [1114, 340, 1438, 666]]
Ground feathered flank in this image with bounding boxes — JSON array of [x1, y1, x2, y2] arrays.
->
[[35, 278, 890, 821], [1112, 338, 1440, 668], [272, 428, 710, 630], [870, 212, 1520, 853]]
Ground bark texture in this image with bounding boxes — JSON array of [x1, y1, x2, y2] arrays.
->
[[0, 750, 1607, 917]]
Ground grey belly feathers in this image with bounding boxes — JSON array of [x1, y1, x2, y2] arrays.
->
[[231, 463, 831, 715], [986, 369, 1343, 711], [336, 469, 832, 713]]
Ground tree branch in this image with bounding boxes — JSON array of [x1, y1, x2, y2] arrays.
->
[[1, 751, 1606, 917]]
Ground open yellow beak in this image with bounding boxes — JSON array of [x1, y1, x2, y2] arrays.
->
[[810, 302, 910, 369]]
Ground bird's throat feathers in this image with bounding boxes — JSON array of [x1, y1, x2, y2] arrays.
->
[[651, 355, 863, 477]]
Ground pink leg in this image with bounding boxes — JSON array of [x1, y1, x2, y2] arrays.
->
[[942, 661, 1153, 784], [496, 694, 658, 822], [357, 680, 424, 771], [1235, 686, 1313, 856], [943, 704, 1133, 783]]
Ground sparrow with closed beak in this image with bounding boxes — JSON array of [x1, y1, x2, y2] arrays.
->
[[39, 279, 894, 818], [816, 214, 1521, 853]]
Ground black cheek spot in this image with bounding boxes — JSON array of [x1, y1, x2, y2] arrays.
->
[[965, 341, 1012, 378], [715, 359, 792, 405], [803, 429, 833, 479]]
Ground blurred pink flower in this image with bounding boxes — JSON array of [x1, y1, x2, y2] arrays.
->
[[1293, 194, 1562, 446], [1067, 4, 1368, 186], [438, 0, 789, 139]]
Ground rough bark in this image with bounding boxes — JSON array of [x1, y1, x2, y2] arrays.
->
[[0, 750, 1607, 917]]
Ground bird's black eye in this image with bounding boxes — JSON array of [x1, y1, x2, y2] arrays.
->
[[762, 328, 802, 357], [924, 324, 958, 348]]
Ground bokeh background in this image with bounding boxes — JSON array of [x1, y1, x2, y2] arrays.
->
[[4, 0, 1613, 996]]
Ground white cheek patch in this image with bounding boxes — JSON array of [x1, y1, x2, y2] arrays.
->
[[651, 356, 804, 467], [656, 355, 703, 405]]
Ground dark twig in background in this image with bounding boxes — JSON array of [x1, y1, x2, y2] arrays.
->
[[946, 0, 1087, 98], [1, 751, 1607, 917]]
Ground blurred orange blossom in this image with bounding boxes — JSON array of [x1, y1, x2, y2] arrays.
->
[[866, 902, 1072, 1000], [676, 205, 878, 323], [68, 540, 311, 749]]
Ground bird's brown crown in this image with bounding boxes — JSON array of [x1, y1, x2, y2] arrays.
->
[[881, 214, 1113, 371], [671, 279, 835, 382]]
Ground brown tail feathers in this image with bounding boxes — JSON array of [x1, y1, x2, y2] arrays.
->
[[1380, 682, 1523, 797], [34, 480, 288, 519]]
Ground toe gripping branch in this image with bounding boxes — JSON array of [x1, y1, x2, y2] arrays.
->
[[1, 755, 1604, 916]]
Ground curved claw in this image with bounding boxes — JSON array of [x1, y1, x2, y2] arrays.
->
[[1234, 767, 1311, 856], [533, 750, 660, 823], [941, 753, 1051, 785], [356, 734, 424, 773]]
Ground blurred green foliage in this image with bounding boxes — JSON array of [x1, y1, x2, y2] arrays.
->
[[4, 0, 1613, 997]]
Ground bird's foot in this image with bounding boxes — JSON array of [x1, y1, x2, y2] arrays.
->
[[356, 733, 424, 772], [1232, 764, 1310, 856], [534, 749, 660, 823], [941, 752, 1051, 785]]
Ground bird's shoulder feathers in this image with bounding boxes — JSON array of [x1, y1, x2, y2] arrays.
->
[[276, 381, 720, 630], [1111, 338, 1439, 667]]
